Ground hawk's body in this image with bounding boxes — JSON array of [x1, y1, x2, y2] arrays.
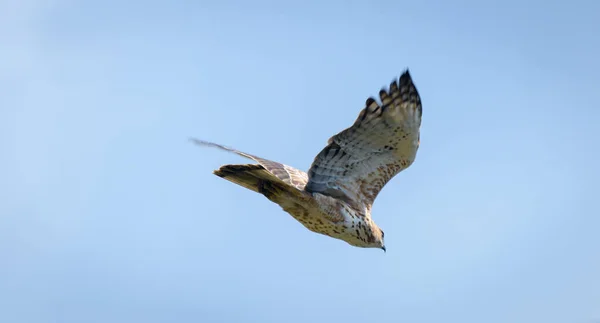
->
[[193, 70, 422, 250]]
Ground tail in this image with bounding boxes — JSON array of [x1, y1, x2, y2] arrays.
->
[[190, 138, 309, 199]]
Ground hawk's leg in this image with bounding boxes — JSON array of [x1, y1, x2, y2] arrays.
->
[[259, 180, 295, 204], [257, 180, 279, 202]]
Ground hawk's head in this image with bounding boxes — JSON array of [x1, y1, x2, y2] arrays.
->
[[344, 221, 386, 252], [380, 229, 386, 253], [363, 221, 386, 252], [375, 227, 386, 252]]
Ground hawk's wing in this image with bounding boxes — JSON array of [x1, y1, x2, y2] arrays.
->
[[304, 70, 422, 211], [190, 138, 308, 190]]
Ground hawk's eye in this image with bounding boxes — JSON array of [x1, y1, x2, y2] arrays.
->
[[381, 230, 385, 238]]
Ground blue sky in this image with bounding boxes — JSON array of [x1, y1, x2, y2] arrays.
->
[[2, 0, 599, 322]]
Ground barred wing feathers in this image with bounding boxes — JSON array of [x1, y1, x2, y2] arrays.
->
[[304, 70, 422, 211]]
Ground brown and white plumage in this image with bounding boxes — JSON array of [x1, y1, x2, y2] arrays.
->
[[192, 70, 422, 251]]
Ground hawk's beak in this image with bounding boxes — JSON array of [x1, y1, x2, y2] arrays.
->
[[381, 246, 386, 253]]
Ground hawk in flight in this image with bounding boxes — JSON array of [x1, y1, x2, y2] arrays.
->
[[192, 70, 422, 252]]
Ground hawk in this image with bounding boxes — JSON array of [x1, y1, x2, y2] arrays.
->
[[192, 70, 422, 252]]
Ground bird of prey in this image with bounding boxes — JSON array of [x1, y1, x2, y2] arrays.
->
[[192, 70, 422, 252]]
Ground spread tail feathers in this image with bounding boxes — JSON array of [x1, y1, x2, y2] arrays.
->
[[190, 137, 309, 191], [214, 164, 289, 201]]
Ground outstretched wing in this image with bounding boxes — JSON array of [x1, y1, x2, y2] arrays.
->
[[190, 138, 308, 190], [304, 70, 422, 211]]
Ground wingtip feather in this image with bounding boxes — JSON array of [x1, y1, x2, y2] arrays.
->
[[399, 69, 415, 86], [189, 137, 220, 149]]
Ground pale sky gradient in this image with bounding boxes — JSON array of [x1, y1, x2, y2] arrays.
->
[[2, 1, 599, 322]]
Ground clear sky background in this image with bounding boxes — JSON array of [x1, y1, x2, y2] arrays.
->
[[2, 0, 599, 322]]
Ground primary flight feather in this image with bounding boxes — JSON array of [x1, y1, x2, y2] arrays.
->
[[192, 70, 422, 251]]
